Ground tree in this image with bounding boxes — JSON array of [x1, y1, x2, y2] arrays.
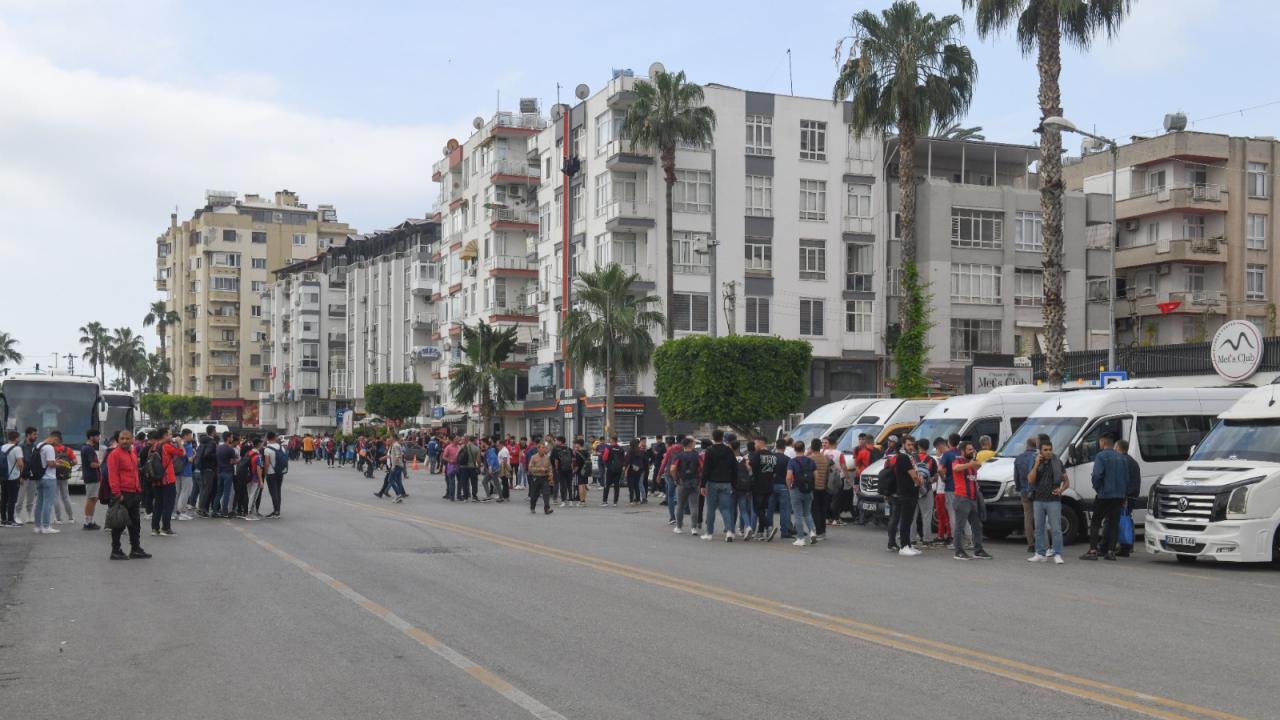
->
[[79, 322, 110, 385], [449, 323, 519, 437], [0, 331, 22, 370], [933, 122, 985, 141], [964, 0, 1132, 383], [654, 336, 811, 438], [140, 393, 211, 426], [143, 352, 170, 394], [365, 383, 424, 425], [562, 264, 665, 436], [142, 301, 180, 391], [620, 69, 716, 340], [834, 0, 976, 397], [108, 327, 146, 392]]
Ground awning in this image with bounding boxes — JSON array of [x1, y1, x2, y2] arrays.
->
[[460, 240, 478, 261], [439, 413, 466, 423]]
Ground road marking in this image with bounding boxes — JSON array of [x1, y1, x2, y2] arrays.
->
[[231, 525, 568, 720], [295, 487, 1247, 720]]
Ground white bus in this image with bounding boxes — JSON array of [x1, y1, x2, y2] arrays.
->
[[0, 371, 108, 476], [101, 390, 137, 440], [786, 398, 880, 447]]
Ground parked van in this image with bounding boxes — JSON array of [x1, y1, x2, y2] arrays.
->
[[974, 386, 1249, 544], [786, 398, 880, 447], [1146, 385, 1280, 564], [848, 388, 1046, 521], [828, 397, 939, 520], [180, 422, 230, 438]]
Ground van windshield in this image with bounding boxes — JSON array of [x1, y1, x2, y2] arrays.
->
[[999, 417, 1086, 458], [834, 424, 887, 452], [789, 423, 833, 446], [899, 418, 967, 448], [1191, 419, 1280, 463]]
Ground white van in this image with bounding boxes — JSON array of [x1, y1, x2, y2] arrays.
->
[[848, 388, 1048, 520], [1146, 385, 1280, 564], [180, 422, 230, 438], [786, 398, 880, 447], [975, 386, 1250, 545]]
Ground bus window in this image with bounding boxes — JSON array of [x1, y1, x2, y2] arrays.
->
[[964, 416, 1001, 450], [1077, 415, 1131, 464]]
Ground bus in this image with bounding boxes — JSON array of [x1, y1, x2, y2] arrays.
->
[[101, 390, 137, 439], [0, 372, 108, 474]]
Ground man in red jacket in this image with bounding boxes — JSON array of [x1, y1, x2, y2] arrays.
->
[[150, 429, 185, 537], [106, 430, 150, 560]]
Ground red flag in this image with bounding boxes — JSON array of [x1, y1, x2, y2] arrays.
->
[[1157, 301, 1182, 314]]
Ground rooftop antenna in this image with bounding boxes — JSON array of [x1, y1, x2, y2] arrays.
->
[[787, 49, 794, 95]]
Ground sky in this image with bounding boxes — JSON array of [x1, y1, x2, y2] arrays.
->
[[2, 0, 1279, 371]]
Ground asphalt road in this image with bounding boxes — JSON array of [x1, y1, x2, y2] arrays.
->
[[3, 462, 1277, 720]]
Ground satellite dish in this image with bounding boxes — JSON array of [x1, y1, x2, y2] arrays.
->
[[551, 103, 566, 121], [473, 116, 484, 130], [446, 138, 460, 152], [648, 62, 666, 78], [574, 83, 590, 100]]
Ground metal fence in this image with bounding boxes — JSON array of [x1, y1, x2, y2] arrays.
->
[[1023, 339, 1280, 382]]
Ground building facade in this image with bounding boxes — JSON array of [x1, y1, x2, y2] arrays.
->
[[1065, 128, 1280, 345], [156, 190, 352, 426]]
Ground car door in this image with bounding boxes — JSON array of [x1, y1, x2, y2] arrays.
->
[[1066, 414, 1132, 506]]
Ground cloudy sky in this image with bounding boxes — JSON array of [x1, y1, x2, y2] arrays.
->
[[2, 0, 1277, 371]]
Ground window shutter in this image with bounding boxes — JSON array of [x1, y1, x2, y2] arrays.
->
[[692, 294, 709, 332], [758, 298, 770, 334], [673, 293, 691, 331]]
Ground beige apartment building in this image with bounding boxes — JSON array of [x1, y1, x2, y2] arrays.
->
[[155, 190, 353, 426], [1065, 127, 1280, 346]]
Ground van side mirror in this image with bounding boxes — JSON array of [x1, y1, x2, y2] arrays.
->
[[98, 399, 109, 422], [1066, 445, 1082, 467], [1188, 444, 1197, 460]]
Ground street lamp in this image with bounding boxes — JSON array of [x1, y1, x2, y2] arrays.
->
[[1040, 115, 1119, 373], [693, 237, 721, 337]]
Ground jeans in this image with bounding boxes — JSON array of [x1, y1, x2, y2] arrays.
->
[[175, 474, 192, 513], [445, 468, 457, 500], [812, 488, 828, 536], [1033, 500, 1064, 556], [953, 496, 984, 553], [53, 478, 74, 521], [17, 478, 36, 517], [895, 492, 918, 549], [1021, 494, 1036, 546], [626, 472, 642, 503], [151, 484, 175, 531], [916, 487, 935, 542], [380, 467, 406, 497], [734, 493, 754, 532], [216, 469, 234, 514], [886, 495, 901, 546], [752, 490, 771, 532], [33, 476, 56, 528], [703, 482, 735, 535], [1089, 497, 1124, 553], [111, 493, 142, 553], [789, 488, 815, 537], [601, 472, 621, 504], [665, 477, 677, 521], [768, 483, 794, 535], [457, 467, 477, 499], [675, 484, 698, 529]]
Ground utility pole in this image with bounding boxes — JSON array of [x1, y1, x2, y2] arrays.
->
[[723, 281, 737, 335], [63, 353, 75, 374]]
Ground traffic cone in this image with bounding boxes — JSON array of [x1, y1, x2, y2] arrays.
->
[[412, 458, 420, 471]]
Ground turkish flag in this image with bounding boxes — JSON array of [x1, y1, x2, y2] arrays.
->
[[1157, 301, 1182, 314]]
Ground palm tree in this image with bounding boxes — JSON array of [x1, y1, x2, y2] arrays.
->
[[449, 322, 520, 437], [143, 352, 170, 394], [834, 0, 976, 396], [109, 327, 146, 392], [620, 69, 716, 340], [562, 264, 665, 435], [964, 0, 1132, 384], [933, 122, 986, 141], [0, 331, 23, 370], [78, 322, 110, 385], [142, 300, 180, 390]]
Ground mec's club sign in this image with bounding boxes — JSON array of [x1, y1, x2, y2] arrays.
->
[[1210, 320, 1263, 382]]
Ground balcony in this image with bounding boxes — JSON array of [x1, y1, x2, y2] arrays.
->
[[209, 339, 240, 351], [1126, 290, 1228, 317], [491, 206, 537, 229], [841, 216, 874, 236], [1116, 184, 1226, 220], [489, 302, 538, 321], [484, 254, 536, 276], [845, 156, 875, 176], [1115, 236, 1226, 270], [208, 288, 239, 302], [327, 332, 346, 346], [603, 199, 656, 231], [845, 273, 873, 293], [328, 304, 347, 317], [485, 111, 547, 137], [208, 313, 240, 327], [491, 158, 540, 184], [412, 314, 437, 332], [602, 139, 654, 171]]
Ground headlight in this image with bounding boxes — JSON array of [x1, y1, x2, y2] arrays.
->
[[1003, 481, 1019, 499], [1225, 476, 1266, 517]]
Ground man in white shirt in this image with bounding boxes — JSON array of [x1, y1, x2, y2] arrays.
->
[[1, 431, 25, 527], [262, 432, 286, 519], [32, 430, 63, 534], [496, 442, 512, 502]]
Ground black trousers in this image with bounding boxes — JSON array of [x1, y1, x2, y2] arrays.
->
[[529, 476, 552, 511], [752, 490, 771, 532], [1090, 497, 1125, 553], [233, 473, 248, 514], [266, 473, 283, 514], [556, 473, 573, 501], [499, 475, 511, 500], [111, 493, 142, 552], [197, 469, 217, 511], [812, 488, 828, 536], [151, 484, 175, 531], [895, 493, 918, 549], [601, 472, 621, 504], [1, 478, 18, 523], [627, 472, 642, 502]]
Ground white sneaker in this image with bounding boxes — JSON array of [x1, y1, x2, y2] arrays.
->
[[700, 533, 713, 541], [1053, 554, 1065, 565], [725, 531, 734, 543], [792, 538, 807, 547], [43, 527, 60, 534], [1027, 554, 1047, 563], [32, 526, 43, 534], [558, 502, 566, 508], [673, 527, 683, 534], [898, 546, 922, 557]]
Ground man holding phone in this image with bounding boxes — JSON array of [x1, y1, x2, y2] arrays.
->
[[1026, 433, 1069, 564]]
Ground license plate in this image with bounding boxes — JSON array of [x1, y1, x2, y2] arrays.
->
[[861, 502, 878, 512], [1165, 535, 1197, 547]]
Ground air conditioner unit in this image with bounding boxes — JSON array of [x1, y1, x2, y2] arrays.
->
[[1124, 219, 1140, 232], [1157, 264, 1171, 276], [1140, 286, 1154, 297]]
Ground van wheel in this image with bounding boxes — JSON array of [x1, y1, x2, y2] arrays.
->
[[982, 528, 1012, 540], [1175, 555, 1198, 564], [1060, 504, 1082, 546], [1271, 525, 1279, 566]]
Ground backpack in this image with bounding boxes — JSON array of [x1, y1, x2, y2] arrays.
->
[[792, 457, 815, 493], [24, 444, 42, 480], [606, 446, 625, 475], [0, 443, 12, 481], [876, 454, 898, 497], [556, 446, 574, 474], [55, 448, 74, 481], [732, 460, 752, 493], [142, 446, 165, 486], [235, 453, 254, 482], [678, 452, 700, 486], [270, 445, 289, 475]]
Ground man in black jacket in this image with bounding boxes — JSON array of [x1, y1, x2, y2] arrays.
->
[[194, 425, 218, 517], [1115, 439, 1142, 557], [699, 429, 737, 541]]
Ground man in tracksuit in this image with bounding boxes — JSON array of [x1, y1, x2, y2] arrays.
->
[[1083, 433, 1129, 561], [195, 426, 218, 518]]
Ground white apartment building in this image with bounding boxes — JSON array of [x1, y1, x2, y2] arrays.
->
[[259, 256, 348, 434]]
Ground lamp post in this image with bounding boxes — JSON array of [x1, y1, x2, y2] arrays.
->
[[694, 238, 721, 336], [1041, 116, 1119, 373]]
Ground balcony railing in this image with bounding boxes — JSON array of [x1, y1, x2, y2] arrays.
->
[[491, 158, 539, 180], [674, 263, 711, 275], [489, 301, 537, 317], [492, 206, 537, 225], [484, 254, 532, 272], [842, 216, 874, 234], [602, 199, 655, 222], [485, 111, 547, 134]]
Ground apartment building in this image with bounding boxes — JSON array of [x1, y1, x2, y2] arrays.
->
[[890, 138, 1111, 386], [336, 219, 445, 421], [1065, 125, 1280, 345], [155, 190, 353, 426], [513, 70, 889, 439], [259, 256, 348, 434]]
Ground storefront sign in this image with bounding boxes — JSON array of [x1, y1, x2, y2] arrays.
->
[[970, 366, 1032, 393], [1211, 320, 1263, 382]]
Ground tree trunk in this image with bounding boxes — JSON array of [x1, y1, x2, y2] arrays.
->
[[604, 367, 615, 438], [1038, 6, 1066, 386], [158, 328, 167, 392], [896, 124, 918, 306], [662, 146, 677, 341]]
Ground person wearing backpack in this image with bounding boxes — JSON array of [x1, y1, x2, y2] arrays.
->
[[174, 429, 195, 521], [670, 438, 702, 534], [263, 432, 288, 518], [213, 432, 238, 518], [786, 440, 817, 547], [890, 437, 924, 557], [16, 427, 39, 526], [809, 438, 833, 542], [457, 436, 480, 502], [624, 438, 647, 505], [699, 430, 737, 542], [31, 430, 68, 534], [148, 429, 184, 536], [599, 435, 625, 507], [730, 439, 755, 539], [1, 430, 25, 527], [550, 437, 574, 507], [194, 425, 218, 518]]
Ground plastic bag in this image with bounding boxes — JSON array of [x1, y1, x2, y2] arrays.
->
[[1118, 507, 1135, 546]]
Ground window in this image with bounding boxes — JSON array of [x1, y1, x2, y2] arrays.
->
[[251, 258, 266, 269], [1248, 162, 1268, 198], [1014, 210, 1043, 252], [671, 292, 710, 333], [673, 170, 712, 213], [745, 237, 772, 272], [611, 233, 638, 267], [1247, 263, 1266, 300], [892, 212, 902, 240], [845, 183, 871, 219], [594, 111, 611, 153], [745, 175, 773, 217], [951, 263, 1002, 304], [886, 266, 903, 297], [799, 239, 826, 280], [799, 120, 826, 161], [539, 203, 551, 242], [951, 319, 1001, 361], [213, 252, 241, 267], [594, 233, 610, 267], [211, 276, 239, 292], [673, 231, 711, 273], [745, 114, 772, 156], [250, 305, 262, 318], [951, 208, 1003, 249], [1248, 214, 1267, 250], [846, 242, 873, 292], [799, 179, 827, 221], [251, 280, 265, 292], [593, 172, 610, 215], [744, 297, 770, 334], [1136, 416, 1212, 463], [250, 379, 265, 392], [1014, 269, 1043, 306], [845, 300, 872, 333], [1248, 315, 1267, 334], [1185, 266, 1204, 295], [799, 298, 825, 336], [251, 231, 267, 244], [1146, 169, 1166, 193], [570, 183, 584, 221], [292, 233, 307, 246], [1145, 221, 1161, 247], [222, 229, 237, 242]]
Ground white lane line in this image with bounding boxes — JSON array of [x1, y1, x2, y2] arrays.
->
[[232, 525, 568, 720]]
